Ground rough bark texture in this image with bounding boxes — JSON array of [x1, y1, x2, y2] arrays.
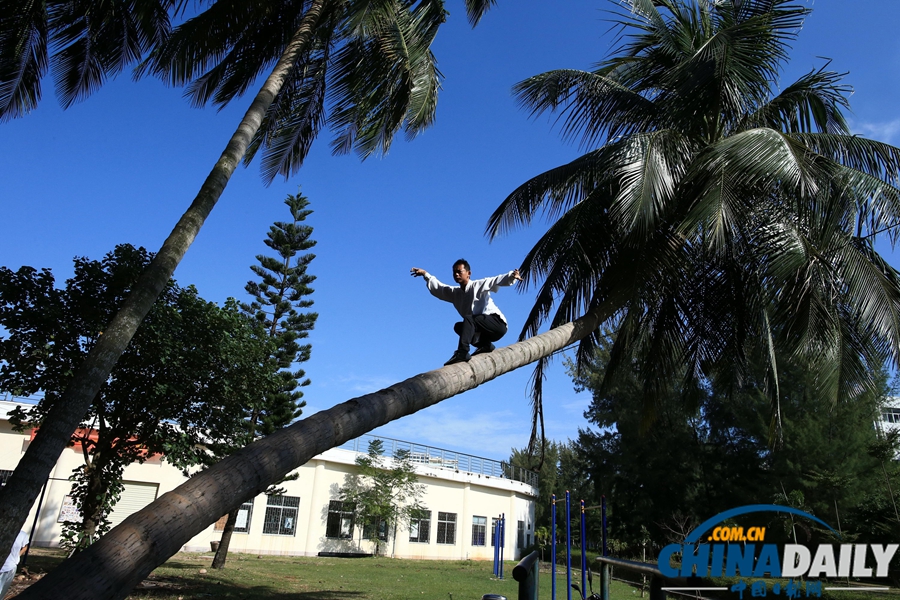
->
[[18, 307, 605, 600], [0, 1, 327, 562]]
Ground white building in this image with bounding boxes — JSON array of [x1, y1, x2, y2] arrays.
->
[[877, 397, 900, 437], [0, 400, 537, 560]]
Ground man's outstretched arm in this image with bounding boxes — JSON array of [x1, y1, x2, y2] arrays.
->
[[481, 269, 524, 290], [410, 267, 454, 302]]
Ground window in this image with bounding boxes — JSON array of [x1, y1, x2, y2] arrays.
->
[[436, 512, 456, 545], [263, 495, 299, 536], [517, 520, 525, 549], [326, 500, 355, 539], [472, 516, 487, 546], [883, 408, 900, 423], [491, 517, 500, 547], [409, 511, 431, 543], [214, 502, 253, 533], [364, 519, 388, 542]]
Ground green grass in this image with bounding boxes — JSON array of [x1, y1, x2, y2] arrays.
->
[[20, 548, 641, 600], [21, 549, 900, 600]]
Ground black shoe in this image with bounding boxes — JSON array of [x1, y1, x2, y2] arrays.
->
[[444, 351, 471, 366], [472, 343, 496, 356]]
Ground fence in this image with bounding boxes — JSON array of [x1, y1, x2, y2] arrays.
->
[[338, 433, 539, 487]]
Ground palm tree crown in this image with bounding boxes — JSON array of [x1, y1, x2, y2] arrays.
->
[[488, 0, 900, 433], [141, 0, 495, 183]]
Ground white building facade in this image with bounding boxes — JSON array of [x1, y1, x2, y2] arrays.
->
[[0, 400, 537, 560]]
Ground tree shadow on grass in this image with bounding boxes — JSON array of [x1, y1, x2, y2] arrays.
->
[[131, 581, 366, 599]]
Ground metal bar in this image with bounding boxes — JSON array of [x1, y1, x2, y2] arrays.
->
[[602, 562, 610, 600], [513, 550, 540, 600], [551, 495, 557, 600], [581, 499, 587, 594], [566, 491, 572, 600], [500, 514, 506, 580], [650, 576, 665, 600]]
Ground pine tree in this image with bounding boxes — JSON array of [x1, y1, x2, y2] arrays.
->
[[211, 190, 318, 568], [243, 190, 318, 434]]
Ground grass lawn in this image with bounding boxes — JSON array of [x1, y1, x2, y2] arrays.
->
[[16, 548, 640, 600], [23, 549, 895, 600]]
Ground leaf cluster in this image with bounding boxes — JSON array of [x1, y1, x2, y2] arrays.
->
[[0, 244, 282, 545], [488, 0, 900, 448]]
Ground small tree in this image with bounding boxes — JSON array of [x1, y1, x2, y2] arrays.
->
[[340, 440, 426, 556], [209, 190, 317, 568]]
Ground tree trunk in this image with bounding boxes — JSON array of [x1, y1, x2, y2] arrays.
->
[[76, 463, 107, 553], [211, 509, 239, 569], [17, 304, 608, 600], [0, 0, 328, 561]]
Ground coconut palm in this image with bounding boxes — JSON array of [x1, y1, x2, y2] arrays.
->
[[15, 2, 900, 596], [486, 0, 900, 449], [0, 0, 499, 562], [0, 0, 175, 120], [22, 2, 900, 597]]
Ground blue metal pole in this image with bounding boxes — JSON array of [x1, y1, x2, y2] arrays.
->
[[566, 491, 572, 600], [499, 514, 505, 580], [601, 495, 608, 557], [493, 516, 499, 576], [551, 494, 557, 600], [581, 499, 587, 594]]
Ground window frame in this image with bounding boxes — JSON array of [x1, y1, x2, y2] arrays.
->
[[326, 500, 356, 539], [262, 495, 300, 537], [883, 408, 900, 424], [214, 501, 254, 534], [436, 511, 457, 545], [409, 510, 431, 544], [363, 518, 388, 542], [472, 516, 487, 546]]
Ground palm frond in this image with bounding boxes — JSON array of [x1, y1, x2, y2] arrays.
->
[[741, 65, 851, 135], [486, 145, 619, 239], [0, 0, 49, 120], [463, 0, 496, 26], [328, 0, 445, 159], [513, 68, 658, 148], [49, 0, 174, 108], [246, 36, 331, 183]]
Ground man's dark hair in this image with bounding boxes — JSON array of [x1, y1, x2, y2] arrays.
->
[[452, 259, 470, 272]]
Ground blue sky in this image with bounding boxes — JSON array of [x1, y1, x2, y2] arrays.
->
[[2, 0, 900, 461]]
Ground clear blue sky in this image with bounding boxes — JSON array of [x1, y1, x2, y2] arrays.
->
[[2, 1, 900, 461]]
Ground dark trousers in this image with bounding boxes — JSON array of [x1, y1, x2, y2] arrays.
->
[[454, 314, 507, 353]]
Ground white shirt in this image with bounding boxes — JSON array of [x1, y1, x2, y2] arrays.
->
[[423, 270, 518, 323], [2, 531, 28, 573]]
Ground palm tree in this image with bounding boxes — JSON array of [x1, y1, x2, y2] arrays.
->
[[486, 0, 900, 450], [0, 0, 499, 561], [19, 318, 597, 600], [16, 2, 900, 597]]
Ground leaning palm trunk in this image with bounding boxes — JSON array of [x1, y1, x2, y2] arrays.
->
[[18, 306, 606, 600], [0, 0, 328, 560]]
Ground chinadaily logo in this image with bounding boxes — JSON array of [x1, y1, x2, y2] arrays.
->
[[657, 505, 897, 597]]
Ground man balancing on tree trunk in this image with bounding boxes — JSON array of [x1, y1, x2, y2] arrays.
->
[[411, 259, 523, 366]]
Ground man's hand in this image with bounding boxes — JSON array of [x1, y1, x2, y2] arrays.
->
[[512, 269, 524, 282], [410, 267, 426, 277]]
